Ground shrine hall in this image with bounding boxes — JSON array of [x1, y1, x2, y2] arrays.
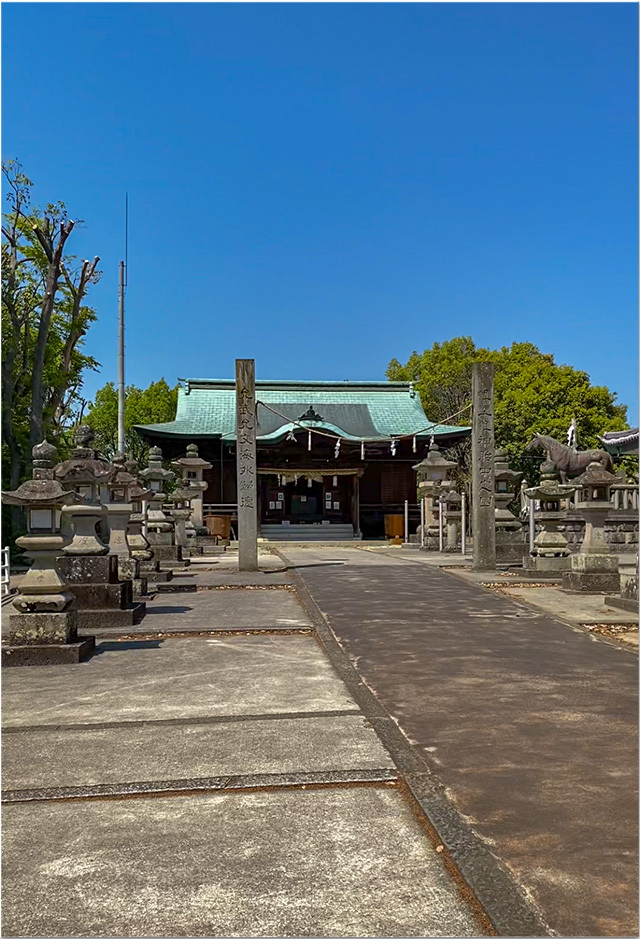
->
[[135, 379, 470, 539]]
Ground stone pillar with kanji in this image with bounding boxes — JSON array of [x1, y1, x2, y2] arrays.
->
[[236, 359, 258, 570]]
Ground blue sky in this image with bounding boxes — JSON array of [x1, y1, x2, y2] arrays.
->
[[2, 2, 638, 422]]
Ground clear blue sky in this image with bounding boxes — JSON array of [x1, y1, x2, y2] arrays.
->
[[2, 2, 638, 422]]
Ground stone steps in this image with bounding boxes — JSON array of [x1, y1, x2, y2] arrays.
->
[[260, 524, 357, 542]]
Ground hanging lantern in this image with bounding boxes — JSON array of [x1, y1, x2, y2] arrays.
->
[[332, 475, 338, 487], [361, 441, 365, 461], [308, 431, 312, 451], [307, 477, 312, 488], [412, 436, 417, 453]]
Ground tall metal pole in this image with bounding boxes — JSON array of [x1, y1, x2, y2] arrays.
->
[[117, 260, 125, 454], [117, 194, 128, 456]]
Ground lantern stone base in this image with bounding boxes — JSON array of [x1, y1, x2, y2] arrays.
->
[[496, 530, 526, 564], [1, 610, 96, 667], [118, 558, 149, 598], [58, 554, 118, 584], [56, 555, 147, 627], [7, 609, 78, 645], [151, 545, 190, 566], [142, 569, 174, 583], [2, 636, 95, 668], [522, 554, 570, 579], [563, 571, 621, 593], [563, 555, 620, 593], [71, 605, 146, 630], [605, 596, 638, 613]]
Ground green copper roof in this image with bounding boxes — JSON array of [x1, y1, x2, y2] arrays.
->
[[134, 379, 470, 443]]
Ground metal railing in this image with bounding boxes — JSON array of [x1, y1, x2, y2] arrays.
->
[[1, 546, 10, 597]]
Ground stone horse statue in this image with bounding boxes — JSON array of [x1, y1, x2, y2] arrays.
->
[[525, 433, 614, 483]]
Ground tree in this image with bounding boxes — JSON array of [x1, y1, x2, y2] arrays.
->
[[86, 379, 179, 464], [1, 159, 100, 494], [387, 337, 629, 478]]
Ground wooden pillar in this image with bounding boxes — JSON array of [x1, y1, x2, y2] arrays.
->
[[235, 359, 258, 570], [472, 362, 496, 571], [353, 474, 361, 537]]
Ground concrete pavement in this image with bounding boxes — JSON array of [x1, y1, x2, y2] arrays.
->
[[1, 556, 484, 938]]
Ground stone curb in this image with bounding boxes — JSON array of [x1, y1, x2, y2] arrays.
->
[[2, 768, 398, 804]]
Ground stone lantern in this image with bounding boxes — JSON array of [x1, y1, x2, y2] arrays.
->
[[563, 462, 620, 593], [139, 446, 186, 569], [105, 452, 137, 562], [125, 459, 173, 587], [523, 461, 576, 578], [124, 459, 154, 563], [413, 440, 457, 550], [55, 432, 146, 630], [55, 424, 114, 554], [1, 441, 95, 666], [172, 443, 212, 531], [440, 490, 462, 552], [169, 484, 196, 550], [494, 448, 524, 563]]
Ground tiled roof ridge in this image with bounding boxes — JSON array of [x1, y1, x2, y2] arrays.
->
[[178, 378, 413, 391]]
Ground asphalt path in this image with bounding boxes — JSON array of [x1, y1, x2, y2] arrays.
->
[[286, 546, 639, 938]]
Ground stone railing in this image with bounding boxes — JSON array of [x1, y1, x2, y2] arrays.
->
[[568, 483, 638, 512], [610, 484, 639, 512], [524, 482, 638, 555]]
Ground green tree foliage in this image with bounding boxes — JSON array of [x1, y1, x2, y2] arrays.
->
[[2, 160, 101, 548], [86, 379, 179, 464], [387, 337, 629, 478], [2, 159, 100, 491]]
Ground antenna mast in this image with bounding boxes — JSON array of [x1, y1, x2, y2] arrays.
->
[[117, 194, 128, 454]]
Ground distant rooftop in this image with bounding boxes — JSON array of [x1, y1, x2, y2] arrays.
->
[[134, 378, 471, 444]]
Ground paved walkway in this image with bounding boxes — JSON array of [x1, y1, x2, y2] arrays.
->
[[1, 555, 483, 938], [284, 545, 639, 938]]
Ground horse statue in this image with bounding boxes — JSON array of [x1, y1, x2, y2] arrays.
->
[[525, 433, 614, 483]]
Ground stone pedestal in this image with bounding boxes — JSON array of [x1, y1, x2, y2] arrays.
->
[[117, 557, 148, 598], [522, 509, 572, 579], [2, 610, 94, 667], [147, 531, 188, 569], [563, 553, 620, 593], [105, 503, 133, 560], [606, 554, 639, 613], [495, 530, 526, 565], [57, 555, 146, 629], [62, 504, 108, 556]]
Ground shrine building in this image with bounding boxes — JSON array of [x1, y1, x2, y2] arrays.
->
[[135, 379, 470, 539]]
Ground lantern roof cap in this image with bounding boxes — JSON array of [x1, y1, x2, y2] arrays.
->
[[32, 440, 58, 465], [573, 461, 618, 487], [2, 478, 78, 507], [412, 440, 457, 472], [172, 442, 212, 470]]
